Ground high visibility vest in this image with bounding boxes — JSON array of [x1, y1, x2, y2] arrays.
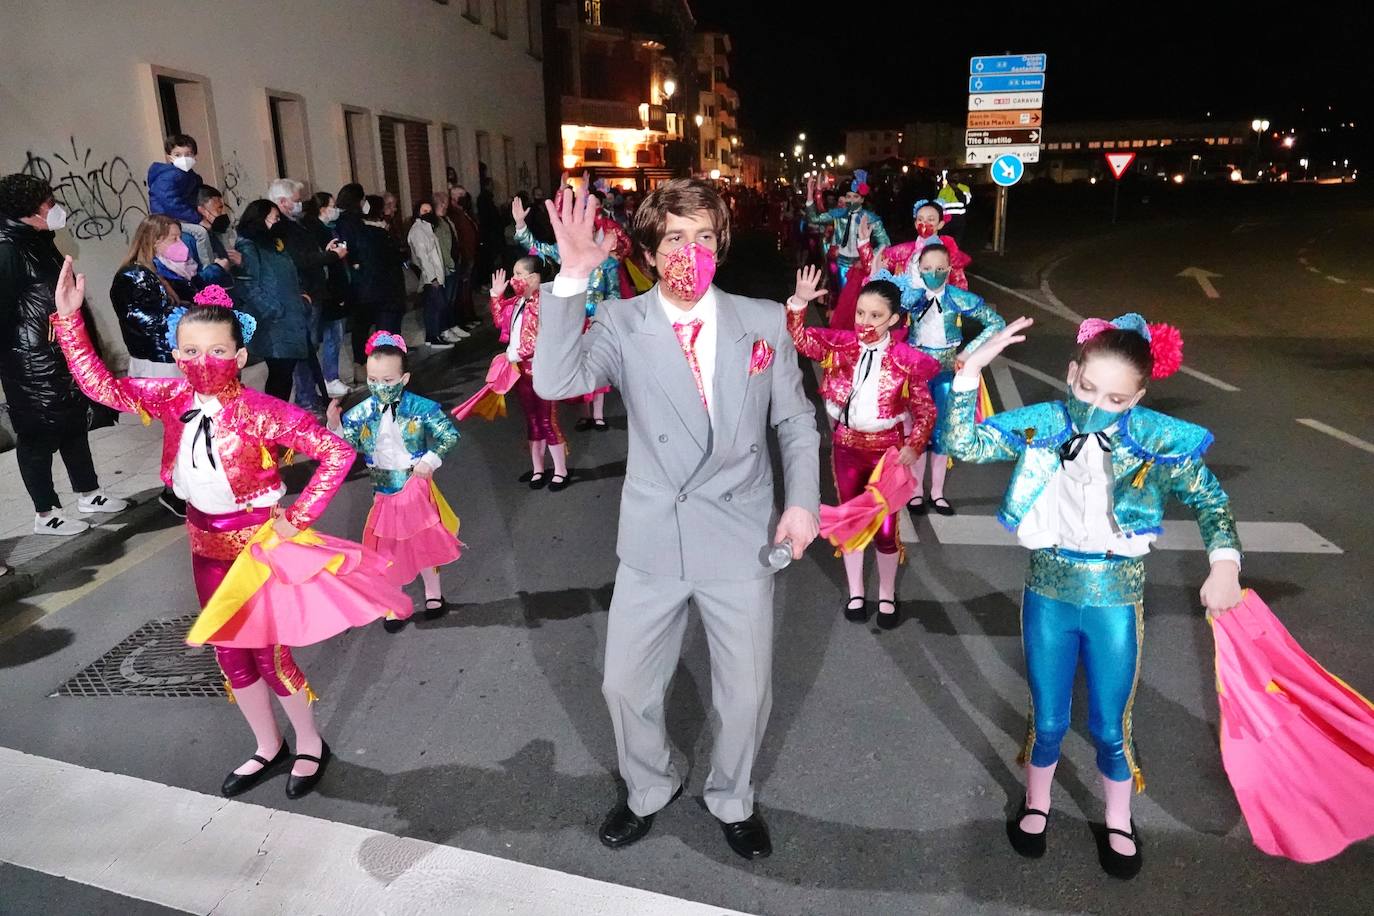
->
[[937, 183, 971, 217]]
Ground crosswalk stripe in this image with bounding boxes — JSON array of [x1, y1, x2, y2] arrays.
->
[[924, 517, 1341, 554], [0, 747, 747, 916]]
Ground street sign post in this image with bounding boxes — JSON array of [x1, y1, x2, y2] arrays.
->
[[968, 53, 1046, 255], [1105, 152, 1136, 224]]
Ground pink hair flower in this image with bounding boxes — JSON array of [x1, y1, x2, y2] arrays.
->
[[1147, 323, 1184, 379], [193, 284, 234, 308]]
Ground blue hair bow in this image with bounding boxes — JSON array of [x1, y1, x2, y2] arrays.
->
[[165, 306, 257, 353], [912, 198, 944, 218], [868, 268, 923, 309]]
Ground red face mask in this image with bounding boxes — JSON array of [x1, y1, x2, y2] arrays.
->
[[915, 222, 937, 239], [178, 354, 240, 396], [856, 323, 885, 345], [510, 277, 531, 297]]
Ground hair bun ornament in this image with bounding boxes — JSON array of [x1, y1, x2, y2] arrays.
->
[[1075, 317, 1115, 343], [1147, 322, 1184, 379], [364, 330, 408, 355], [193, 284, 234, 308]]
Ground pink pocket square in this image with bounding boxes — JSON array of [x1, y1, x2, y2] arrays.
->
[[749, 339, 775, 376]]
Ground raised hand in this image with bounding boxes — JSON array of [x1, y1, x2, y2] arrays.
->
[[793, 265, 827, 303], [326, 398, 342, 430], [957, 316, 1033, 377], [511, 196, 529, 229], [54, 256, 85, 318], [857, 214, 872, 243], [490, 268, 508, 297], [544, 183, 615, 280]]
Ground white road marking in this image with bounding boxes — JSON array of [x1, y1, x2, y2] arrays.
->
[[0, 746, 748, 916], [1298, 256, 1310, 265], [1363, 288, 1374, 295], [1178, 366, 1241, 392], [0, 525, 186, 645], [1307, 266, 1323, 274], [1176, 267, 1222, 299], [1327, 276, 1348, 284], [969, 274, 1083, 323], [990, 363, 1024, 410], [926, 516, 1341, 554], [899, 505, 919, 544], [1002, 358, 1065, 390], [1297, 419, 1374, 456]]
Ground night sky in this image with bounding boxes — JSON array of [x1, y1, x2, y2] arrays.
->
[[691, 2, 1373, 153]]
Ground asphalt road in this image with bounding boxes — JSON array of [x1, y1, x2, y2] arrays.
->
[[1, 197, 1372, 915]]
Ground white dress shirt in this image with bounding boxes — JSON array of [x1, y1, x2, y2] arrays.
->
[[951, 374, 1241, 566], [370, 409, 442, 472], [171, 394, 285, 515], [825, 334, 902, 432], [837, 211, 861, 258], [506, 296, 529, 363], [913, 288, 953, 349]]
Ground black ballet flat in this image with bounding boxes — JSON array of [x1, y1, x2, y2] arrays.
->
[[575, 417, 595, 432], [423, 597, 448, 620], [221, 740, 290, 798], [875, 599, 901, 630], [383, 616, 407, 634], [843, 596, 869, 622], [528, 471, 550, 490], [285, 742, 332, 800], [518, 470, 536, 483], [1097, 821, 1143, 879], [548, 473, 569, 492], [907, 495, 927, 515], [593, 419, 609, 431], [1007, 802, 1049, 858], [930, 497, 955, 516]]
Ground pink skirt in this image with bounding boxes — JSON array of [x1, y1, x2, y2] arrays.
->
[[363, 475, 464, 586]]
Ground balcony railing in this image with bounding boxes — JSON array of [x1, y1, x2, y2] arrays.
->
[[562, 96, 642, 129]]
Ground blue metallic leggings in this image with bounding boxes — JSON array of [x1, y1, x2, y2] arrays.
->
[[1019, 551, 1145, 785]]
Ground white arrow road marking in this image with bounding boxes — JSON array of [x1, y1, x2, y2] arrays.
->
[[1297, 419, 1374, 456], [0, 747, 748, 916], [1176, 267, 1222, 298], [990, 363, 1024, 409], [926, 517, 1341, 554]]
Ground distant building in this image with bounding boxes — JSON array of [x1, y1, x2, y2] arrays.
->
[[1036, 119, 1256, 182], [695, 32, 743, 181], [843, 127, 905, 170]]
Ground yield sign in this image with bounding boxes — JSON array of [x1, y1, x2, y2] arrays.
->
[[1105, 152, 1136, 180]]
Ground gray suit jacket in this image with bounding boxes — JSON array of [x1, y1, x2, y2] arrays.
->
[[534, 284, 820, 581]]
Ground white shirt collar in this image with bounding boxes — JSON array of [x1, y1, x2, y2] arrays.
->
[[194, 393, 223, 417], [858, 333, 890, 355], [660, 285, 717, 325], [926, 285, 947, 301]]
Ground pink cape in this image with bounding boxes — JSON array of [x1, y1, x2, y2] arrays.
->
[[819, 448, 916, 552], [452, 354, 521, 421], [364, 475, 464, 586], [1213, 590, 1374, 862], [189, 527, 412, 649]]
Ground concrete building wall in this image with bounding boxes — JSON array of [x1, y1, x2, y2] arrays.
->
[[0, 0, 545, 365]]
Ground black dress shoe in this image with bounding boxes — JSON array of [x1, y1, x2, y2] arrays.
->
[[518, 470, 536, 483], [285, 743, 331, 799], [719, 811, 772, 860], [383, 616, 407, 633], [931, 497, 955, 516], [1007, 802, 1049, 858], [423, 597, 448, 620], [875, 599, 901, 630], [528, 471, 550, 490], [593, 419, 609, 431], [1097, 821, 1143, 879], [548, 473, 569, 492], [843, 596, 869, 622], [907, 494, 927, 515], [599, 784, 683, 849], [221, 741, 290, 797], [575, 417, 595, 431]]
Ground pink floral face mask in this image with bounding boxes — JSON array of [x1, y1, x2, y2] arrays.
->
[[659, 242, 716, 303]]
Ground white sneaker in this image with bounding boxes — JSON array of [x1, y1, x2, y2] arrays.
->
[[77, 492, 129, 514], [441, 327, 470, 342], [35, 514, 89, 536], [426, 339, 455, 350], [325, 379, 351, 399]]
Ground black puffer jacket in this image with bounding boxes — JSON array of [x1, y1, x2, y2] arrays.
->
[[0, 216, 92, 435], [110, 264, 181, 362]]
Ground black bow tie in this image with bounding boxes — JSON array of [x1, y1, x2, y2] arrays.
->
[[1059, 430, 1112, 463], [382, 401, 399, 421], [179, 408, 217, 469]]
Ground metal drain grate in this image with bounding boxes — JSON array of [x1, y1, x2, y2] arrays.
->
[[54, 614, 226, 698]]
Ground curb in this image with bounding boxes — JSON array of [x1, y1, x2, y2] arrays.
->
[[0, 491, 173, 610]]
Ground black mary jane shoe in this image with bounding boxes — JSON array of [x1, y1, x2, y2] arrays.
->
[[599, 784, 683, 849], [907, 494, 927, 515], [875, 598, 902, 630], [383, 616, 407, 634], [423, 597, 449, 620], [719, 810, 773, 860], [528, 471, 550, 490], [285, 742, 332, 800], [930, 497, 955, 517], [518, 470, 536, 483], [593, 418, 609, 432], [1007, 802, 1049, 858], [843, 596, 869, 623], [221, 741, 291, 798], [548, 473, 569, 493], [575, 417, 596, 432], [1097, 821, 1143, 880]]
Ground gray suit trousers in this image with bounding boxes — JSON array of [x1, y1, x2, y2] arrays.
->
[[603, 562, 774, 824]]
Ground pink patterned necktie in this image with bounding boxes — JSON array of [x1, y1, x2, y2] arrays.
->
[[672, 318, 708, 411]]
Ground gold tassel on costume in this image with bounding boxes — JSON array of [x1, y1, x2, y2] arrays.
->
[[946, 455, 954, 470], [305, 685, 320, 705], [1131, 460, 1154, 488], [281, 449, 296, 466], [138, 404, 152, 426], [223, 679, 237, 705], [260, 445, 275, 469], [821, 352, 835, 371], [1133, 769, 1146, 793]]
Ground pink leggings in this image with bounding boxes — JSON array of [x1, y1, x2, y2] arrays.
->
[[514, 368, 564, 444], [832, 440, 900, 554], [190, 508, 310, 698]]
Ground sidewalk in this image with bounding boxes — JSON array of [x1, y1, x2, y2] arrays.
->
[[0, 308, 488, 609]]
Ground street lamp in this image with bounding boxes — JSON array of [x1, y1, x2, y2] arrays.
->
[[793, 144, 803, 157], [662, 79, 676, 99], [1282, 135, 1295, 148], [694, 113, 704, 127], [837, 154, 846, 166], [798, 132, 806, 141], [1251, 118, 1270, 162]]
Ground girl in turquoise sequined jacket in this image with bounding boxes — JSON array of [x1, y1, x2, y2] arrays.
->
[[940, 313, 1244, 880]]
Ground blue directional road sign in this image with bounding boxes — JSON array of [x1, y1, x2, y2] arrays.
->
[[970, 54, 1047, 75], [968, 73, 1046, 93], [990, 154, 1025, 187]]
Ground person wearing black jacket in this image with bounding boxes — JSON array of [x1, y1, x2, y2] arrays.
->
[[0, 174, 127, 538], [304, 191, 352, 397], [336, 190, 408, 371]]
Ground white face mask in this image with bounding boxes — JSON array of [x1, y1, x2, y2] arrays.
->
[[45, 204, 68, 232], [171, 155, 196, 172], [322, 206, 340, 224], [286, 199, 303, 219], [361, 200, 372, 215]]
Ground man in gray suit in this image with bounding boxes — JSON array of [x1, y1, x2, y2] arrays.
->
[[534, 179, 820, 859]]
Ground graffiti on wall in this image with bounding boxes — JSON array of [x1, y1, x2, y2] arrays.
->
[[221, 150, 250, 211], [21, 137, 148, 242]]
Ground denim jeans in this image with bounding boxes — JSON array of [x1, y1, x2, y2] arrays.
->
[[320, 318, 346, 382], [421, 283, 447, 341]]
